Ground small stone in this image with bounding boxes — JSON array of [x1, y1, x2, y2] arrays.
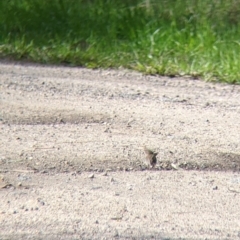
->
[[104, 128, 111, 133], [89, 174, 94, 179], [113, 230, 119, 237], [205, 102, 210, 107], [37, 198, 45, 206], [171, 163, 178, 170], [140, 165, 147, 171], [102, 172, 108, 176]]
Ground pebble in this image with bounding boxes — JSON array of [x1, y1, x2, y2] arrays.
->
[[89, 174, 94, 179], [17, 182, 22, 187], [110, 177, 115, 182]]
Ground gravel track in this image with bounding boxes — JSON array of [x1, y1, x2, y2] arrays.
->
[[0, 62, 240, 239]]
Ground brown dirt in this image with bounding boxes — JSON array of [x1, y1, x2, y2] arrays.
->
[[0, 62, 240, 239]]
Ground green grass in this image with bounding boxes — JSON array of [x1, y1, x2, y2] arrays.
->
[[0, 0, 240, 83]]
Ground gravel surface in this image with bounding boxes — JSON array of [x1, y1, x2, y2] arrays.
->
[[0, 62, 240, 239]]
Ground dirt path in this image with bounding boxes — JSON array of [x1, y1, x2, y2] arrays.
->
[[0, 62, 240, 239]]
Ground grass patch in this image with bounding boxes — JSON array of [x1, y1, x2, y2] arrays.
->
[[0, 0, 240, 83]]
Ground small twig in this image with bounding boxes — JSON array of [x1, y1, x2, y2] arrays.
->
[[228, 187, 240, 193]]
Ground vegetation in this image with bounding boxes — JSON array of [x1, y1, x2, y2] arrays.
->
[[0, 0, 240, 83]]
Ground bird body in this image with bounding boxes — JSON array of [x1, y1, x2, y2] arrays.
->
[[143, 146, 158, 168]]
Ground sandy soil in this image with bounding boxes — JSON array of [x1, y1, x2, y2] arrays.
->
[[0, 62, 240, 239]]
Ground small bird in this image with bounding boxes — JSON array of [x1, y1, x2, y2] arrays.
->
[[143, 146, 158, 168]]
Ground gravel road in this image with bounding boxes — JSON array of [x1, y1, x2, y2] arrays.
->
[[0, 62, 240, 239]]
